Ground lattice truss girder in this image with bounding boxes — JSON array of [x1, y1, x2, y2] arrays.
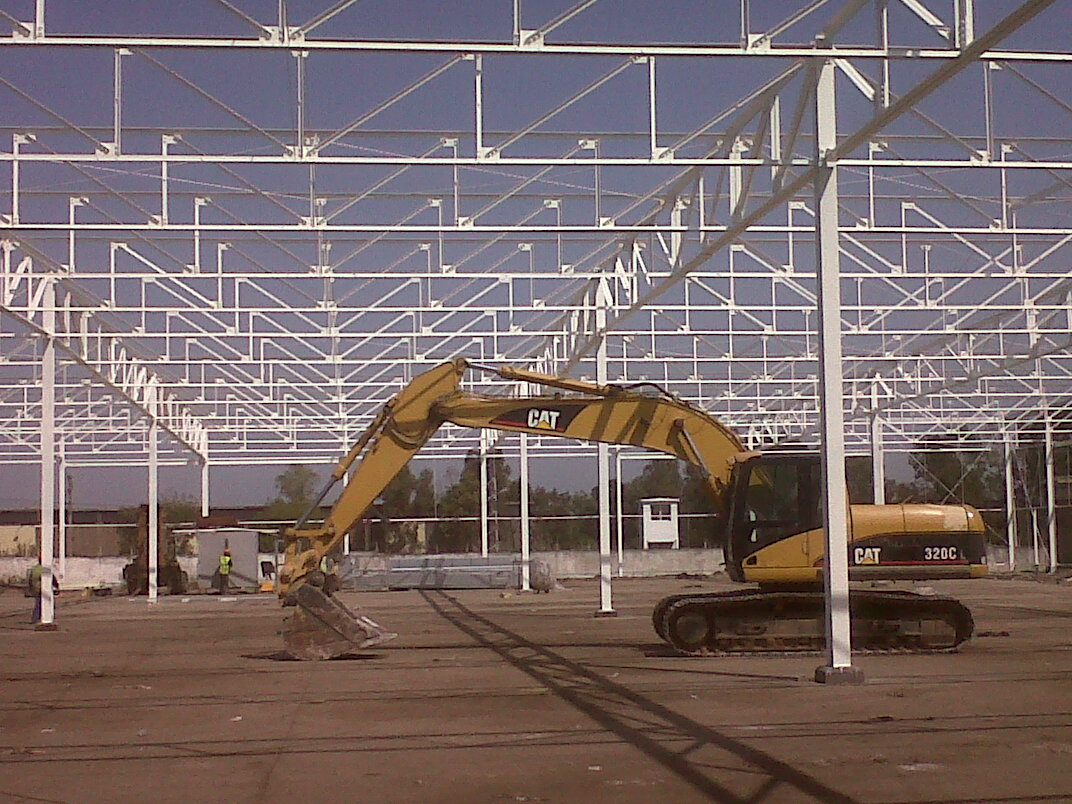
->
[[1, 0, 1071, 475]]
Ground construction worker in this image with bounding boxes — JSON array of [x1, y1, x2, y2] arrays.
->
[[218, 548, 233, 594], [320, 552, 340, 595]]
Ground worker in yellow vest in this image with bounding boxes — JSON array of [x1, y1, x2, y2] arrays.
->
[[218, 549, 233, 594], [320, 553, 340, 595]]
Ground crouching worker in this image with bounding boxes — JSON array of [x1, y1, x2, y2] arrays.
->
[[29, 556, 60, 624]]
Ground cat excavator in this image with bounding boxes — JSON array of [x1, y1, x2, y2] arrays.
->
[[277, 359, 987, 660]]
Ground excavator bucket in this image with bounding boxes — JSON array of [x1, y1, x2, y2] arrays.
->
[[282, 585, 396, 660]]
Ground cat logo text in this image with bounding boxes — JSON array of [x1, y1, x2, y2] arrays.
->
[[527, 409, 563, 431]]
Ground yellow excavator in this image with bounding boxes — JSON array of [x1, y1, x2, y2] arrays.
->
[[277, 359, 987, 660]]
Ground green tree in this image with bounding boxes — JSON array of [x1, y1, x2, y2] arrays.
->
[[908, 436, 1005, 508], [891, 436, 1009, 544], [680, 463, 721, 548], [433, 450, 516, 553], [114, 502, 193, 557], [161, 493, 200, 555], [528, 486, 597, 550], [161, 493, 200, 525], [884, 478, 921, 504], [115, 505, 145, 555], [262, 464, 321, 521], [380, 465, 436, 516], [845, 455, 874, 505], [276, 464, 319, 506], [362, 465, 438, 553]]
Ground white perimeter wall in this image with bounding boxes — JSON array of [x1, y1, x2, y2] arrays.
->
[[0, 556, 199, 591], [0, 545, 1040, 590]]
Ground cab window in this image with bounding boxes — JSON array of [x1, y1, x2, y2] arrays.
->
[[740, 459, 821, 550]]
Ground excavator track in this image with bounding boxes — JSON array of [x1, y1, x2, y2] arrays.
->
[[653, 589, 974, 655]]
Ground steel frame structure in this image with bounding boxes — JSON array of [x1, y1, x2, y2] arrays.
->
[[1, 0, 1070, 501]]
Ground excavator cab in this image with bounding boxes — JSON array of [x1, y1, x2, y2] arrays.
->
[[724, 454, 823, 583], [656, 451, 989, 654], [723, 452, 989, 587]]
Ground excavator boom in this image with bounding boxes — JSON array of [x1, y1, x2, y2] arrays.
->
[[278, 359, 748, 658]]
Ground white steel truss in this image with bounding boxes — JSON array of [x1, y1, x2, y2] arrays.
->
[[0, 0, 1070, 491]]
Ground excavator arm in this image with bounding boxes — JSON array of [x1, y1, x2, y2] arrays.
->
[[278, 360, 468, 599], [278, 358, 747, 659]]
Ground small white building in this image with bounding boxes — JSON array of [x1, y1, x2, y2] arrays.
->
[[640, 497, 680, 549]]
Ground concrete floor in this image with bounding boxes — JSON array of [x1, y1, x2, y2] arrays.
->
[[1, 575, 1071, 803]]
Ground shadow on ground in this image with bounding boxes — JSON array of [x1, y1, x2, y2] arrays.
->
[[421, 589, 857, 804], [242, 651, 384, 662]]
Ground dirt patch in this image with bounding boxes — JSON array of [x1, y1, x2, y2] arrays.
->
[[1, 577, 1071, 803]]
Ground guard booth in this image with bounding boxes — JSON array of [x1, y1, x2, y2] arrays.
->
[[640, 497, 680, 549]]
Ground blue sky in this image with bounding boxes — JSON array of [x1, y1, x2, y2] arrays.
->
[[2, 1, 1069, 510]]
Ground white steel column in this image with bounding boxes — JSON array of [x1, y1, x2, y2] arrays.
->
[[160, 135, 175, 226], [57, 442, 67, 583], [294, 50, 307, 155], [647, 56, 657, 157], [955, 0, 976, 48], [193, 197, 207, 272], [813, 60, 860, 685], [1044, 413, 1058, 572], [479, 430, 489, 557], [147, 387, 159, 604], [113, 47, 128, 154], [875, 0, 891, 109], [474, 54, 485, 156], [596, 446, 614, 613], [595, 277, 615, 617], [38, 275, 57, 629], [615, 448, 624, 577], [68, 196, 84, 269], [1032, 508, 1041, 569], [870, 385, 886, 505], [519, 432, 531, 591], [343, 469, 352, 555], [12, 133, 27, 223], [200, 461, 210, 518], [1004, 427, 1017, 572]]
